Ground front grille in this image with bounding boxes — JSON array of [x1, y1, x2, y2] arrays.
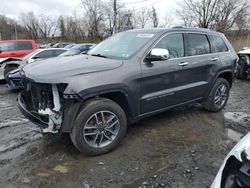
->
[[22, 78, 54, 112]]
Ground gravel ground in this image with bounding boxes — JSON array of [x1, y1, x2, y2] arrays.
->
[[0, 79, 249, 188]]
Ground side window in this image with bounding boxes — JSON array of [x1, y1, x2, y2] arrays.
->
[[37, 50, 54, 58], [54, 50, 67, 56], [185, 33, 210, 56], [16, 42, 33, 50], [154, 33, 184, 59], [209, 35, 229, 53]]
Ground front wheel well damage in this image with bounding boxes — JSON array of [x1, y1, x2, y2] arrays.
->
[[221, 156, 242, 181], [61, 91, 133, 133]]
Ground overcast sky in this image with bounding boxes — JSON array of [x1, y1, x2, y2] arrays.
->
[[0, 0, 180, 22]]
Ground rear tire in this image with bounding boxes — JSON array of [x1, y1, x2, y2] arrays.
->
[[203, 78, 230, 112], [70, 98, 127, 156]]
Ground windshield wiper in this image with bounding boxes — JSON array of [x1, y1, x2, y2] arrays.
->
[[90, 53, 108, 58]]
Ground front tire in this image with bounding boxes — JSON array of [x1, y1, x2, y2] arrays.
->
[[70, 98, 127, 156], [203, 78, 230, 112]]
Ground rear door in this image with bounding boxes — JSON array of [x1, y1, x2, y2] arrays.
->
[[178, 32, 220, 100]]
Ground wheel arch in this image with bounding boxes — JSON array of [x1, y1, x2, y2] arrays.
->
[[216, 71, 233, 88], [61, 86, 138, 133]]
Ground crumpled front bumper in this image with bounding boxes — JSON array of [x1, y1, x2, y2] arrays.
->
[[18, 93, 49, 129], [211, 132, 250, 187]]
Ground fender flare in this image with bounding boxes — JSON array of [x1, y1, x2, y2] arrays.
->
[[204, 69, 233, 98]]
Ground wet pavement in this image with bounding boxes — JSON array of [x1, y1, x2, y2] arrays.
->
[[0, 79, 249, 188]]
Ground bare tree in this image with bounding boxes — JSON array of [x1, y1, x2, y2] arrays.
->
[[102, 0, 124, 36], [151, 7, 159, 28], [136, 8, 151, 28], [177, 0, 249, 32], [158, 13, 175, 28], [0, 15, 27, 40], [81, 0, 104, 39], [215, 0, 249, 32], [58, 16, 66, 38], [177, 0, 220, 29], [20, 12, 40, 39], [37, 14, 57, 41]]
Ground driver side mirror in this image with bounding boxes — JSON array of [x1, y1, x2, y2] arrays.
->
[[145, 48, 169, 62]]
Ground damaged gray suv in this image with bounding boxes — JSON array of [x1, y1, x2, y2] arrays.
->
[[18, 27, 238, 155]]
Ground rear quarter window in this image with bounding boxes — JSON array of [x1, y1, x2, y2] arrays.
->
[[185, 33, 210, 56], [209, 35, 229, 53]]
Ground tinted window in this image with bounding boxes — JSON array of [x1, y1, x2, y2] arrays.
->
[[54, 49, 67, 56], [185, 34, 210, 56], [16, 42, 33, 50], [154, 33, 184, 59], [0, 41, 33, 51], [209, 35, 228, 53], [37, 50, 54, 58]]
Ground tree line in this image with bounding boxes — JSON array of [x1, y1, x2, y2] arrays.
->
[[0, 0, 249, 43]]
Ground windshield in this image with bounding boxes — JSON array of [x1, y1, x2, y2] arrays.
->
[[88, 32, 154, 60]]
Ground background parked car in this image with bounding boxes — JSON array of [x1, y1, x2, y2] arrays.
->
[[53, 42, 74, 48], [3, 48, 67, 85], [64, 43, 76, 49], [236, 47, 250, 80], [59, 43, 95, 56], [40, 43, 55, 49], [0, 40, 39, 58]]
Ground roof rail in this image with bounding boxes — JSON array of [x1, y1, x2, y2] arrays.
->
[[172, 26, 184, 29]]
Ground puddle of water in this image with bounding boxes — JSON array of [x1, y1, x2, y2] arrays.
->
[[225, 128, 243, 142]]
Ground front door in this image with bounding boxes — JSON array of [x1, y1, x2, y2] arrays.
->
[[140, 32, 187, 114]]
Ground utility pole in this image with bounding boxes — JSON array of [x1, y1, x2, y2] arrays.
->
[[0, 32, 2, 40], [113, 0, 117, 34], [14, 20, 18, 40]]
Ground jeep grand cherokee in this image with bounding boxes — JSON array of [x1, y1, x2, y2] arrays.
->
[[18, 27, 238, 156]]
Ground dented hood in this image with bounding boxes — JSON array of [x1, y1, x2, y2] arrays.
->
[[22, 55, 123, 83], [0, 57, 22, 63]]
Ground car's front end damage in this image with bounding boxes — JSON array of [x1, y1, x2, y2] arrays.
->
[[18, 79, 65, 133], [0, 58, 22, 80], [211, 132, 250, 188], [17, 55, 123, 134]]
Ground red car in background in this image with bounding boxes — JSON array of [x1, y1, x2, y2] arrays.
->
[[0, 40, 39, 58]]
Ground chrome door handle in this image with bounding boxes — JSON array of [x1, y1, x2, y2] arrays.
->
[[179, 62, 189, 66], [211, 57, 218, 61]]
